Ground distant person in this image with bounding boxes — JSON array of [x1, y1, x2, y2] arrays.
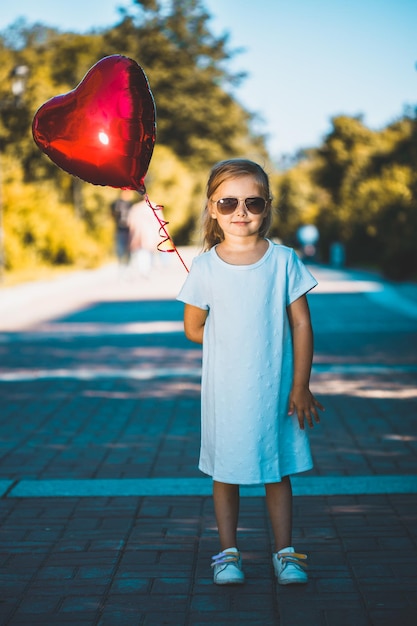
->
[[177, 159, 324, 586], [330, 241, 346, 268], [111, 190, 134, 265], [128, 200, 162, 277]]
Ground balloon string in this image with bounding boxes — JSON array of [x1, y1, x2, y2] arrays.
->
[[144, 194, 189, 273]]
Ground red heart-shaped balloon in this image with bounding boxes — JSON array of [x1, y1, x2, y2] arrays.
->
[[32, 55, 156, 193]]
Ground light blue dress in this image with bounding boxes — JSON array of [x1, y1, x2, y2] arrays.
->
[[177, 240, 318, 485]]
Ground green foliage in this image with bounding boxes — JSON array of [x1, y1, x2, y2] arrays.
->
[[271, 158, 331, 246], [103, 0, 267, 166], [0, 2, 416, 281], [343, 163, 417, 278], [145, 144, 205, 244], [323, 114, 417, 278], [275, 113, 417, 279], [0, 0, 268, 280], [3, 156, 111, 271]]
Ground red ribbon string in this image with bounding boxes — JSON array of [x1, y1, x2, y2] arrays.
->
[[144, 194, 189, 273]]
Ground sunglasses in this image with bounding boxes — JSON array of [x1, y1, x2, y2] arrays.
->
[[213, 197, 267, 215]]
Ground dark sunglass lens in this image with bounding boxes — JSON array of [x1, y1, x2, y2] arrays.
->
[[245, 197, 266, 213], [217, 198, 238, 213]]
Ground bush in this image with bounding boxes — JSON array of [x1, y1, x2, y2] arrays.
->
[[3, 171, 111, 271]]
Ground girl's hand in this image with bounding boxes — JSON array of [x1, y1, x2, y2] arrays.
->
[[288, 385, 325, 430]]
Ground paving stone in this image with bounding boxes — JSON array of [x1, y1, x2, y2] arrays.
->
[[1, 262, 417, 625]]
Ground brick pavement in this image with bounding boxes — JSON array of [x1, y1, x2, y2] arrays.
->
[[0, 252, 417, 625]]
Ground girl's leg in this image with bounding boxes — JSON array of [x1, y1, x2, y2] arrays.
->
[[265, 476, 293, 551], [213, 481, 240, 550]]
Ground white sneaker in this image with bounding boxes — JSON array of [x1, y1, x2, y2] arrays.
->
[[272, 546, 308, 585], [211, 547, 245, 585]]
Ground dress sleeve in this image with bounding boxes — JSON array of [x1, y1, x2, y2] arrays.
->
[[286, 249, 318, 305], [177, 256, 210, 311]]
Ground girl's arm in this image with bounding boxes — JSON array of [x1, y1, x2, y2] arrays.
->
[[287, 294, 324, 429], [183, 304, 208, 344]]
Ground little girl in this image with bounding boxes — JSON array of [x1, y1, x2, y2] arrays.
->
[[177, 159, 324, 585]]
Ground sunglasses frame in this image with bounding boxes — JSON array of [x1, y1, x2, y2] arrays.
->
[[212, 196, 267, 215]]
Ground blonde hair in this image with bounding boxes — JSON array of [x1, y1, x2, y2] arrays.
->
[[202, 159, 272, 250]]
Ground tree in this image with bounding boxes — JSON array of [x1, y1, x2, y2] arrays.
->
[[271, 156, 331, 249], [0, 1, 270, 275], [311, 113, 417, 277], [103, 0, 268, 166]]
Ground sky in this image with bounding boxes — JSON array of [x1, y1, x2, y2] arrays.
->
[[1, 0, 416, 160]]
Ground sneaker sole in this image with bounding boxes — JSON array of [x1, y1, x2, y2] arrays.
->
[[214, 577, 245, 585], [273, 555, 308, 585], [273, 566, 308, 585], [277, 576, 308, 585]]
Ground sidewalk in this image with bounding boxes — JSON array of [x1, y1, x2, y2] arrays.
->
[[0, 252, 416, 625]]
